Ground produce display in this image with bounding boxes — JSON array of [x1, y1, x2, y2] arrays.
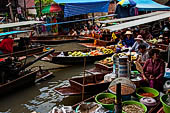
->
[[122, 104, 145, 113], [113, 52, 137, 61], [78, 102, 100, 113], [139, 93, 155, 97], [99, 97, 115, 104], [148, 38, 158, 44], [67, 48, 114, 57], [98, 57, 113, 66], [97, 47, 114, 54], [109, 84, 135, 95]]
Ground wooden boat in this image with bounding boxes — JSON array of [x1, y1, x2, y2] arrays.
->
[[50, 49, 113, 65], [30, 35, 92, 45], [0, 46, 44, 58], [0, 50, 55, 96], [0, 70, 38, 95], [55, 68, 111, 96]]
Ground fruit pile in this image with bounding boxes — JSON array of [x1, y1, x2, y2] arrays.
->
[[98, 57, 113, 66], [148, 38, 158, 44], [67, 47, 114, 57]]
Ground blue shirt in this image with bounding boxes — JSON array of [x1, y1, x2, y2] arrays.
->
[[124, 37, 135, 47]]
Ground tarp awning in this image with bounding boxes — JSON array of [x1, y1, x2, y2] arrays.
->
[[0, 31, 30, 37], [136, 0, 170, 11], [97, 11, 165, 24], [54, 0, 109, 3], [0, 21, 43, 29], [54, 0, 110, 17], [118, 0, 170, 11], [103, 11, 170, 32]]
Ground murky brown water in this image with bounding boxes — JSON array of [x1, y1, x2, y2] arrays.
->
[[0, 43, 94, 113]]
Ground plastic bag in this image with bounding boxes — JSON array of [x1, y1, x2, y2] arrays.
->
[[164, 68, 170, 78]]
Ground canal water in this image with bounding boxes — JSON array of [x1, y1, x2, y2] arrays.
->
[[0, 43, 95, 113]]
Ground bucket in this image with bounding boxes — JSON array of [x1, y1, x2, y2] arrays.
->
[[160, 94, 170, 113], [118, 57, 128, 77]]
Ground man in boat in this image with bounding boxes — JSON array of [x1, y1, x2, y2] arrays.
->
[[0, 35, 14, 54], [137, 44, 149, 65]]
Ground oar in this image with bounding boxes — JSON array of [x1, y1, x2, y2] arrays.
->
[[82, 57, 86, 101]]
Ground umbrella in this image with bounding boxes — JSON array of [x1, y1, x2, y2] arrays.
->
[[118, 0, 136, 7], [42, 4, 62, 14]]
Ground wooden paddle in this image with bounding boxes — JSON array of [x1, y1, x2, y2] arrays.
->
[[134, 61, 144, 74]]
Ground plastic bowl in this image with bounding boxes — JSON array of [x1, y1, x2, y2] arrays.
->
[[95, 93, 116, 110], [160, 94, 170, 113], [122, 100, 147, 113], [136, 87, 159, 99]]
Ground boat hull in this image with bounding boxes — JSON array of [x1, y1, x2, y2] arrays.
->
[[0, 71, 37, 96], [0, 46, 44, 58], [52, 54, 113, 65]]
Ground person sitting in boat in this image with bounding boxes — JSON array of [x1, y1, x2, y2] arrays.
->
[[68, 29, 77, 36], [137, 44, 149, 65], [142, 49, 165, 91], [129, 35, 150, 52], [0, 35, 14, 54], [162, 27, 170, 45], [123, 31, 135, 47]]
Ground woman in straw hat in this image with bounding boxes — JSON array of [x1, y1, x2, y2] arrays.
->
[[124, 30, 135, 47], [130, 35, 150, 52]]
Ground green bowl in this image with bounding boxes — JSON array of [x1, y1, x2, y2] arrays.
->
[[95, 93, 116, 110], [160, 94, 170, 113], [122, 100, 147, 113], [136, 87, 159, 99]]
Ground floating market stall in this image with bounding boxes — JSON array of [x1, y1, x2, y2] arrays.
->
[[0, 31, 44, 58]]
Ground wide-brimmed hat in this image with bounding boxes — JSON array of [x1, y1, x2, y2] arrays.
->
[[125, 31, 132, 35], [163, 27, 169, 32], [135, 35, 143, 41], [159, 35, 163, 38]]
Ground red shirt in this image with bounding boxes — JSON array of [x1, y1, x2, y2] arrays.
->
[[143, 58, 165, 79], [0, 38, 14, 54]]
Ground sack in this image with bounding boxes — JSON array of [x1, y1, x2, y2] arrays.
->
[[164, 68, 170, 78]]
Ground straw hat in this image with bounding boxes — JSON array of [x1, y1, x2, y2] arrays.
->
[[125, 31, 132, 35], [159, 35, 163, 38], [135, 35, 143, 41], [163, 27, 169, 32]]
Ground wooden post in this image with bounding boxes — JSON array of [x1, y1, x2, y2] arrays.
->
[[39, 0, 42, 16], [168, 43, 170, 67], [114, 0, 117, 12], [92, 13, 95, 25], [24, 0, 27, 19], [8, 0, 14, 22], [82, 57, 86, 101]]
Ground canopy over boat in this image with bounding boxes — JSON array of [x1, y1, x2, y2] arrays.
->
[[103, 11, 170, 32], [0, 21, 43, 29], [97, 11, 165, 24]]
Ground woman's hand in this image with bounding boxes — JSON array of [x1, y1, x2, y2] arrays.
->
[[149, 75, 155, 80]]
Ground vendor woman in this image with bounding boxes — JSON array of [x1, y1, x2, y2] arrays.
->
[[123, 31, 135, 47], [142, 49, 165, 91]]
